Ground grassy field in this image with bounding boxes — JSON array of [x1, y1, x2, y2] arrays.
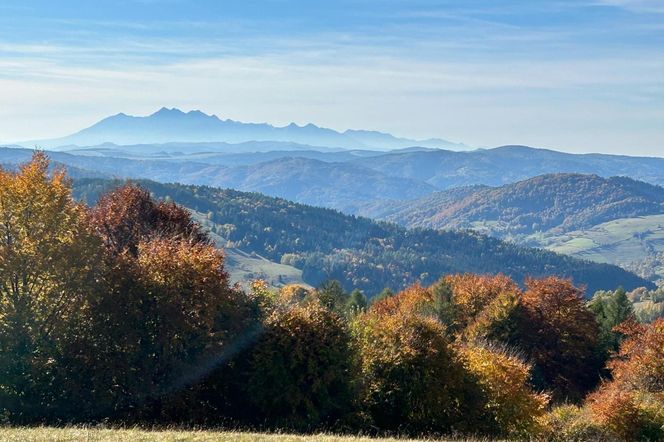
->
[[0, 428, 463, 442], [191, 210, 309, 289], [224, 247, 309, 290], [523, 214, 664, 281]]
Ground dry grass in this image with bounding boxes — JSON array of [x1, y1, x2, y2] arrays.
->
[[0, 427, 483, 442]]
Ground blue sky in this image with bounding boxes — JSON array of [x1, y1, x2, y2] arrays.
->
[[1, 0, 663, 155]]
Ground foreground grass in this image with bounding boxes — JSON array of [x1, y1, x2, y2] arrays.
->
[[0, 427, 476, 442]]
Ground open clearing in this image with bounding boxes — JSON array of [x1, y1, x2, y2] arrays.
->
[[0, 428, 464, 442], [524, 214, 664, 281]]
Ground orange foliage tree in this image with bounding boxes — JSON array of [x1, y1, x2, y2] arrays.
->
[[73, 184, 253, 420], [459, 343, 548, 438], [516, 277, 600, 402], [354, 286, 485, 435], [431, 274, 522, 342], [89, 184, 209, 255], [585, 319, 664, 441]]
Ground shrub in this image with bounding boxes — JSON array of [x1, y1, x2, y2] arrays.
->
[[459, 343, 548, 439], [246, 301, 357, 431], [587, 387, 664, 442], [540, 405, 615, 442], [353, 307, 477, 435]]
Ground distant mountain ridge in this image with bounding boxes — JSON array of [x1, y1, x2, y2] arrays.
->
[[4, 144, 664, 212], [18, 107, 467, 151], [352, 145, 664, 188], [0, 147, 434, 211], [355, 173, 664, 283]]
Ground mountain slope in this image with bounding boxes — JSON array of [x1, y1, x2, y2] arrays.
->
[[20, 108, 464, 150], [72, 178, 654, 295], [359, 174, 664, 236]]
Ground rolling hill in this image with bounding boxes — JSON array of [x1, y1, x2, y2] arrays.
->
[[71, 178, 653, 296], [358, 174, 664, 235], [357, 173, 664, 282]]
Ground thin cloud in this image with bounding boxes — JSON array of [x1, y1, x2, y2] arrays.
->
[[596, 0, 664, 13], [0, 0, 662, 154]]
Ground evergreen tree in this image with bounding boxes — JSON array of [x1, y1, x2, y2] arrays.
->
[[314, 280, 349, 312], [371, 288, 394, 304], [590, 287, 635, 361], [346, 289, 368, 314]]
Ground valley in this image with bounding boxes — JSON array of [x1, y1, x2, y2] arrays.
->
[[4, 109, 664, 289]]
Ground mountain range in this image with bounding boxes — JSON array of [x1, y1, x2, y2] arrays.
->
[[349, 145, 664, 189], [17, 108, 467, 151]]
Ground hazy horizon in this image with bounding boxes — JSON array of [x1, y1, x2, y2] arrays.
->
[[1, 0, 663, 155]]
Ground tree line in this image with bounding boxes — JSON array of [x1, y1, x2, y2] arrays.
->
[[1, 154, 662, 441]]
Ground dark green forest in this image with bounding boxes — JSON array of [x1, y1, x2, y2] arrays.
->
[[73, 178, 653, 295]]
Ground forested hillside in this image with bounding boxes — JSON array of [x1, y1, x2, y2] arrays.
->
[[359, 173, 664, 235], [72, 178, 652, 295]]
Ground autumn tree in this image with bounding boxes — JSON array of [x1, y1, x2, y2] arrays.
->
[[585, 319, 664, 441], [439, 274, 522, 336], [605, 318, 664, 395], [76, 183, 252, 420], [515, 277, 601, 402], [89, 184, 209, 255], [0, 153, 101, 420], [278, 283, 311, 305]]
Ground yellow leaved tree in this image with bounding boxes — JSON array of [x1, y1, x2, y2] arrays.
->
[[0, 152, 100, 419]]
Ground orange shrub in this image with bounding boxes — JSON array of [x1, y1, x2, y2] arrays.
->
[[587, 386, 663, 442]]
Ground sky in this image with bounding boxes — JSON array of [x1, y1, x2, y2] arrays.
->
[[0, 0, 663, 155]]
